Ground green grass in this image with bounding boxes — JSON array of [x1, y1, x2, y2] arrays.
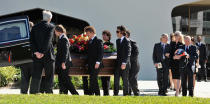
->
[[0, 95, 210, 104]]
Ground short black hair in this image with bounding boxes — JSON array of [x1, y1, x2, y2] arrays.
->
[[117, 25, 126, 36]]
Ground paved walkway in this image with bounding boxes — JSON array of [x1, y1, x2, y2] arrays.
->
[[0, 81, 209, 98]]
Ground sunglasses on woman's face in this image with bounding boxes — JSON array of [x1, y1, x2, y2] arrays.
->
[[116, 31, 120, 33]]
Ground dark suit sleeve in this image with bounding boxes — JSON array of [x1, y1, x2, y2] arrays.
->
[[60, 38, 69, 63], [30, 27, 37, 53], [40, 25, 54, 54], [122, 40, 131, 63], [131, 41, 139, 56], [96, 39, 104, 63], [152, 44, 157, 64], [204, 44, 208, 60], [189, 46, 198, 66]]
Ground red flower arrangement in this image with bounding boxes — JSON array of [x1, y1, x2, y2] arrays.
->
[[69, 34, 89, 53]]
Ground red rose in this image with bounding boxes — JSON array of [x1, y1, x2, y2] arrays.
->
[[77, 42, 81, 45], [73, 35, 77, 39], [84, 41, 87, 45], [78, 35, 82, 38], [83, 34, 87, 37], [69, 39, 74, 44], [104, 45, 109, 49], [80, 47, 84, 51]]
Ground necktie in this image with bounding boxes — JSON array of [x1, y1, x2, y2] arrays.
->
[[89, 39, 93, 44], [162, 44, 165, 59]]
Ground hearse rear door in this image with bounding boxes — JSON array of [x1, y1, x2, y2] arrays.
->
[[0, 16, 32, 67]]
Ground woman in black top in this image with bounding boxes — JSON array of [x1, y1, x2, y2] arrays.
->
[[101, 30, 113, 96], [170, 31, 184, 96]]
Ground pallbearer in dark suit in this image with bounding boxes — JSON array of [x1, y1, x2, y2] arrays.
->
[[114, 25, 131, 96], [153, 34, 170, 96], [85, 26, 104, 95], [196, 36, 208, 82], [125, 30, 140, 96], [175, 36, 198, 97], [101, 30, 113, 96], [30, 10, 55, 94], [54, 25, 79, 95]]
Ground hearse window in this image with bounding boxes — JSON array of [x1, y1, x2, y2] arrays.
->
[[0, 20, 28, 43]]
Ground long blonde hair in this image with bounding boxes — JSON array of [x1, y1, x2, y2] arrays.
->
[[174, 31, 184, 44]]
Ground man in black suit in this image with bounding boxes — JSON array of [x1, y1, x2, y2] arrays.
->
[[114, 25, 131, 96], [85, 26, 104, 95], [125, 30, 140, 96], [54, 25, 79, 95], [177, 36, 198, 97], [196, 36, 208, 82], [29, 10, 55, 94], [153, 34, 170, 96]]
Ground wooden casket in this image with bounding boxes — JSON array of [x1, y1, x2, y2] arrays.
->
[[69, 53, 117, 76]]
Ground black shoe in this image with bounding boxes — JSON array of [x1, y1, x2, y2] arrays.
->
[[134, 92, 140, 96], [162, 93, 167, 96], [205, 79, 208, 82]]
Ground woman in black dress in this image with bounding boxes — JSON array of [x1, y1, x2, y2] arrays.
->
[[170, 31, 184, 96], [101, 30, 113, 96]]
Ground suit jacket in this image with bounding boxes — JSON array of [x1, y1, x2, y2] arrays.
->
[[87, 36, 104, 68], [116, 37, 131, 64], [196, 42, 208, 61], [169, 41, 183, 68], [30, 21, 55, 62], [56, 35, 72, 67], [152, 42, 170, 64], [179, 45, 198, 67], [130, 39, 139, 60]]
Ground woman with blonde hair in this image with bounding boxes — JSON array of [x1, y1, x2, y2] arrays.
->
[[169, 31, 183, 96]]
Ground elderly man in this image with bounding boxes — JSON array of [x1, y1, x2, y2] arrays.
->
[[176, 36, 198, 97], [29, 10, 55, 94], [153, 34, 170, 96]]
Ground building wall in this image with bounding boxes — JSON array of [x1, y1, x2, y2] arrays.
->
[[0, 0, 197, 80]]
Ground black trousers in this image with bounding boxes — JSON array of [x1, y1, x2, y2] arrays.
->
[[114, 61, 130, 96], [89, 65, 100, 95], [129, 58, 140, 95], [156, 62, 169, 94], [30, 60, 55, 94], [57, 66, 78, 95], [101, 76, 110, 96], [197, 60, 207, 80], [20, 63, 33, 94], [180, 66, 194, 96], [39, 76, 47, 93], [82, 76, 90, 95]]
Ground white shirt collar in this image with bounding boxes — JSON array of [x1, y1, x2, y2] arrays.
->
[[91, 35, 96, 40], [120, 36, 125, 42], [59, 34, 65, 39]]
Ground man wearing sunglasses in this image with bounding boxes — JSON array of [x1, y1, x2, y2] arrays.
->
[[114, 25, 131, 96]]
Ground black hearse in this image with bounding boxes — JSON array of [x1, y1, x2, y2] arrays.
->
[[0, 8, 89, 68], [0, 16, 32, 67]]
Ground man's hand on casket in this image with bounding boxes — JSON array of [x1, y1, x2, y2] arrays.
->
[[95, 63, 100, 69], [121, 63, 126, 70], [62, 62, 66, 70], [34, 52, 42, 59]]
